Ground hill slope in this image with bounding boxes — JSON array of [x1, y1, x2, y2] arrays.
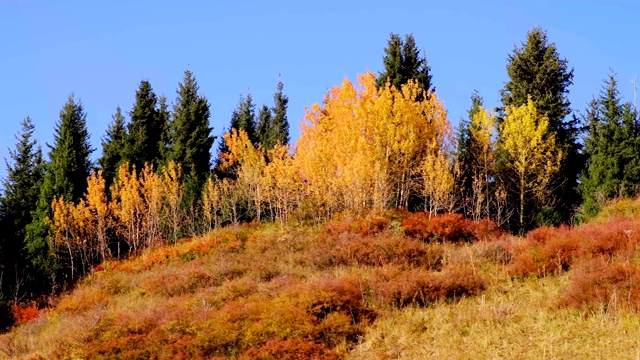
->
[[3, 210, 640, 359]]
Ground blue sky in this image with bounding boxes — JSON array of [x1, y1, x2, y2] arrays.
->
[[1, 1, 639, 177]]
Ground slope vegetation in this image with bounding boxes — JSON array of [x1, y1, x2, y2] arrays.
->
[[3, 207, 640, 359]]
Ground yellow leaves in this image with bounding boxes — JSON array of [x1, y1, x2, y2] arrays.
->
[[296, 70, 453, 215], [500, 98, 562, 192], [499, 98, 563, 228], [421, 142, 455, 216]]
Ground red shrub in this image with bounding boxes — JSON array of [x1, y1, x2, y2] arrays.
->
[[373, 266, 487, 308], [239, 339, 338, 360], [402, 212, 495, 243], [315, 232, 444, 270], [297, 277, 376, 325], [509, 217, 640, 277], [10, 302, 40, 325], [559, 257, 640, 312]]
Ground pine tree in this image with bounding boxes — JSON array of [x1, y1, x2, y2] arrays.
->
[[376, 33, 434, 95], [158, 95, 172, 164], [124, 80, 163, 170], [455, 91, 484, 214], [24, 95, 93, 291], [0, 117, 44, 312], [257, 104, 272, 149], [98, 106, 127, 191], [216, 93, 257, 176], [500, 27, 579, 224], [580, 72, 639, 217], [167, 69, 214, 179], [269, 80, 289, 147]]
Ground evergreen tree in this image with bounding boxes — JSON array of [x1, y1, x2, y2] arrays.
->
[[215, 94, 257, 178], [269, 80, 290, 147], [499, 27, 580, 224], [98, 106, 127, 190], [167, 69, 214, 179], [24, 95, 93, 291], [158, 95, 172, 165], [0, 117, 44, 313], [455, 91, 485, 215], [257, 80, 290, 151], [124, 80, 163, 170], [580, 72, 640, 217], [376, 33, 434, 95], [256, 104, 272, 149]]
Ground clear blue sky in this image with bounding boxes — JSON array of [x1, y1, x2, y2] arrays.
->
[[1, 1, 639, 178]]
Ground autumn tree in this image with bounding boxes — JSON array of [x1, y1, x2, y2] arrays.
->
[[98, 106, 127, 191], [498, 99, 562, 232], [262, 144, 300, 225], [218, 129, 266, 221], [500, 26, 580, 224], [0, 117, 44, 306], [216, 94, 258, 179], [376, 33, 434, 96], [296, 71, 451, 217], [25, 95, 93, 291]]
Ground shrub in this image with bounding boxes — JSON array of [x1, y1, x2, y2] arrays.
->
[[314, 232, 444, 270], [559, 258, 640, 313], [10, 302, 40, 325], [239, 339, 338, 360], [402, 213, 501, 243], [373, 266, 487, 308]]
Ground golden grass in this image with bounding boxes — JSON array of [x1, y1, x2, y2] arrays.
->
[[4, 212, 640, 359]]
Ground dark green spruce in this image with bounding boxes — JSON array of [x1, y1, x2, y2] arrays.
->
[[24, 95, 93, 292]]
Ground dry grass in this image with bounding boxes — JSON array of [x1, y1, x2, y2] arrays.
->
[[4, 210, 640, 359]]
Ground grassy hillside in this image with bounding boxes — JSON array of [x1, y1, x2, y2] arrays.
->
[[3, 209, 640, 359]]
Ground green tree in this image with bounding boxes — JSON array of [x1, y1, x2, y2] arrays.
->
[[500, 26, 580, 224], [25, 95, 93, 291], [0, 117, 44, 314], [455, 91, 484, 215], [376, 33, 434, 95], [167, 69, 214, 179], [256, 104, 272, 149], [580, 72, 640, 218], [124, 80, 163, 170], [216, 93, 257, 176], [98, 106, 127, 191], [257, 80, 290, 151]]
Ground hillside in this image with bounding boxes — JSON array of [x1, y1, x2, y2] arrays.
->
[[3, 209, 640, 359]]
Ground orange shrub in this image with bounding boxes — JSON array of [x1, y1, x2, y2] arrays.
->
[[239, 339, 338, 360], [559, 258, 640, 312], [10, 302, 40, 325]]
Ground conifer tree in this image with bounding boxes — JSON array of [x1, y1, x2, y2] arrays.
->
[[0, 117, 44, 310], [256, 104, 272, 149], [500, 27, 579, 224], [167, 69, 214, 179], [455, 91, 484, 215], [376, 33, 434, 95], [580, 72, 640, 217], [25, 95, 93, 290], [269, 80, 290, 147], [124, 80, 163, 170], [158, 95, 172, 164], [216, 94, 257, 176], [98, 106, 127, 191]]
